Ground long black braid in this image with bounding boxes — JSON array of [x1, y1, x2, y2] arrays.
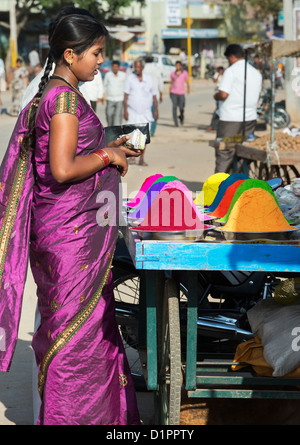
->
[[20, 53, 55, 155]]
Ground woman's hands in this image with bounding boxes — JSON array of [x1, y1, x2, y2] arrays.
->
[[105, 135, 142, 177]]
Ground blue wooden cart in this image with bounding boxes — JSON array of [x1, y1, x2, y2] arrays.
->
[[122, 225, 300, 425]]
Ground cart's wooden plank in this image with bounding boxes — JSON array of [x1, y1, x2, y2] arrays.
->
[[269, 151, 300, 165], [236, 143, 300, 166], [209, 140, 236, 151], [236, 143, 267, 162], [195, 374, 300, 386], [135, 240, 300, 272], [187, 389, 300, 399]]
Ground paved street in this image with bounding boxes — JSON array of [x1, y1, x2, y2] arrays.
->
[[1, 79, 300, 425]]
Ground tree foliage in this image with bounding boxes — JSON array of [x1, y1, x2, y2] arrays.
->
[[248, 0, 283, 19], [14, 0, 144, 30]]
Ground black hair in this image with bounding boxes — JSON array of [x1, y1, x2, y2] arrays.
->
[[21, 7, 108, 154], [112, 60, 120, 66], [224, 44, 245, 59]]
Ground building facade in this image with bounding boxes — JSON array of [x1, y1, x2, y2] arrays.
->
[[117, 0, 265, 62]]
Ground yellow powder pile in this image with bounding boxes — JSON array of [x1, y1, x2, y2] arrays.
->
[[222, 188, 292, 232], [195, 172, 229, 206]]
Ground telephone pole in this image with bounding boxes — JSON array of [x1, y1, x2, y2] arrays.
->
[[185, 0, 193, 80]]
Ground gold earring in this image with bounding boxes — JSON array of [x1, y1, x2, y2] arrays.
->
[[69, 49, 73, 66]]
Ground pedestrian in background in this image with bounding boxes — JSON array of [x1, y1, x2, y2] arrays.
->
[[7, 57, 29, 116], [179, 48, 188, 71], [169, 60, 189, 127], [28, 47, 40, 69], [143, 55, 163, 136], [207, 66, 224, 131], [0, 58, 5, 113], [124, 58, 158, 166], [83, 68, 104, 112], [213, 44, 262, 173], [103, 60, 126, 126]]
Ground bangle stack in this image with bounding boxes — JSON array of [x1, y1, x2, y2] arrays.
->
[[93, 149, 110, 167]]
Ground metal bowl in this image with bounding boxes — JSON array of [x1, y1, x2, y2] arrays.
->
[[130, 225, 215, 242], [216, 227, 299, 241]]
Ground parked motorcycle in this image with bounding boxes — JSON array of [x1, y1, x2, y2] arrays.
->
[[257, 88, 290, 129], [192, 52, 201, 79], [205, 63, 216, 80], [112, 236, 288, 389]]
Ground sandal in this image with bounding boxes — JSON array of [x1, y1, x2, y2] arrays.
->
[[138, 161, 148, 167]]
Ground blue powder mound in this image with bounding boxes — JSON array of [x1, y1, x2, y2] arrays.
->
[[207, 173, 249, 213]]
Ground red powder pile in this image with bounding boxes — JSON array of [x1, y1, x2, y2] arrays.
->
[[135, 188, 208, 231], [210, 180, 245, 218]]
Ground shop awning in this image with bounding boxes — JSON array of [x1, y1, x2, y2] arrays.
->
[[110, 30, 135, 42]]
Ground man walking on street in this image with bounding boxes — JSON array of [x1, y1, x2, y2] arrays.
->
[[83, 69, 104, 112], [124, 58, 158, 166], [214, 44, 262, 173], [169, 61, 189, 127], [103, 60, 127, 126], [143, 56, 164, 136]]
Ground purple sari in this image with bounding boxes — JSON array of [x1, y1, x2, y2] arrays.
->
[[0, 86, 140, 425]]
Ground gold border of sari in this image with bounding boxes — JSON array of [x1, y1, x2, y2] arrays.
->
[[38, 255, 114, 397], [0, 151, 29, 289]]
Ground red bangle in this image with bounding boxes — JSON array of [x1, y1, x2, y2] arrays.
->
[[93, 149, 110, 167]]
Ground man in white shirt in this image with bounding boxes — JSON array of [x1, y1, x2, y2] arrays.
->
[[28, 47, 40, 68], [143, 56, 163, 136], [213, 44, 262, 173], [124, 58, 158, 166], [103, 60, 127, 126], [83, 69, 104, 112], [0, 58, 5, 112]]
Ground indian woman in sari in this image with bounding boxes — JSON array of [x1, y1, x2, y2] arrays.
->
[[0, 9, 141, 425]]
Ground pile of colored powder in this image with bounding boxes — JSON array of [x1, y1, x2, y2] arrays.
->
[[222, 187, 293, 232], [218, 179, 280, 224], [195, 172, 229, 206], [128, 176, 179, 217], [163, 180, 214, 222], [130, 180, 213, 222], [207, 173, 248, 213], [210, 180, 245, 217], [135, 188, 208, 231], [126, 174, 163, 207]]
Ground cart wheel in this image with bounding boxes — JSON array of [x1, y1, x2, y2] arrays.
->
[[270, 165, 300, 185], [247, 160, 259, 178], [156, 278, 182, 425], [258, 162, 270, 181], [113, 268, 147, 391]]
